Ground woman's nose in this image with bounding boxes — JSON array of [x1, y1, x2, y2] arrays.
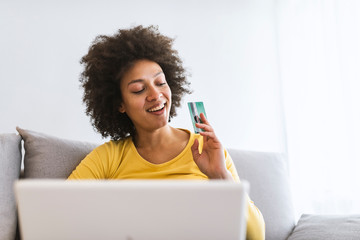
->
[[146, 86, 162, 101]]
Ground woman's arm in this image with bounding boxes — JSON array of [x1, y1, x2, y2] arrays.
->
[[246, 196, 266, 240], [190, 113, 265, 239]]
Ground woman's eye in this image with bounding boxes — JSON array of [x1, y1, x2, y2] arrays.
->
[[158, 82, 167, 86], [133, 89, 144, 94]]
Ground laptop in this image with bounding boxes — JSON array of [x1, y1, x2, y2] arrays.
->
[[14, 179, 249, 240]]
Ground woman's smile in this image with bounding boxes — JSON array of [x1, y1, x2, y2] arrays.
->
[[147, 102, 166, 113]]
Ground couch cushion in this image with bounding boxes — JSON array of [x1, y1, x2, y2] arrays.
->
[[228, 149, 295, 240], [287, 214, 360, 240], [16, 127, 98, 178], [0, 133, 22, 240]]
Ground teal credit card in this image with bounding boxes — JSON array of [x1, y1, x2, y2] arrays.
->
[[187, 102, 207, 133]]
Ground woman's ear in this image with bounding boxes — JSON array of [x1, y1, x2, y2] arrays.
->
[[119, 104, 126, 113]]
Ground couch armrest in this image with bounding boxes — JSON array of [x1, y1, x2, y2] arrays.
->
[[287, 214, 360, 240]]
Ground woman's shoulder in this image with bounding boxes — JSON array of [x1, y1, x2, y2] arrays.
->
[[177, 128, 196, 138], [93, 136, 133, 153]]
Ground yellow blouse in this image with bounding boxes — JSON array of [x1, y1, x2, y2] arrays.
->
[[68, 129, 265, 239]]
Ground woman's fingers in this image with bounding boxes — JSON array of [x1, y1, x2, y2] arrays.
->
[[195, 123, 213, 132], [191, 138, 201, 160], [195, 113, 220, 141], [199, 131, 216, 138], [195, 117, 222, 144], [195, 113, 213, 131], [199, 112, 209, 124]]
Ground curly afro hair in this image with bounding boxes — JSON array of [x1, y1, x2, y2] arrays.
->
[[80, 25, 191, 140]]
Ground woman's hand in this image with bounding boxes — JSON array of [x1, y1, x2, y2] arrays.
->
[[191, 113, 233, 180]]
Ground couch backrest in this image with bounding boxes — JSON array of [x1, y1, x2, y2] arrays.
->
[[0, 133, 22, 240], [228, 149, 295, 240], [14, 126, 296, 239]]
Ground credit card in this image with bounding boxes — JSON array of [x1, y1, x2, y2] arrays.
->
[[187, 102, 207, 133]]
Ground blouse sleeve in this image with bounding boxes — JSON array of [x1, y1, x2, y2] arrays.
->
[[67, 143, 111, 180], [225, 149, 266, 240]]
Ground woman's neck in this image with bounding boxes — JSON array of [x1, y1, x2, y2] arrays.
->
[[133, 126, 190, 164], [133, 125, 177, 149]]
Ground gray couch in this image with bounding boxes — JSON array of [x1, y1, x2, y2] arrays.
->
[[1, 128, 359, 240]]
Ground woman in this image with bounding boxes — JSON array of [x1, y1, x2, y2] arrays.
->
[[68, 25, 265, 239]]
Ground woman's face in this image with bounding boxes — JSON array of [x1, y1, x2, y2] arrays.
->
[[119, 59, 172, 133]]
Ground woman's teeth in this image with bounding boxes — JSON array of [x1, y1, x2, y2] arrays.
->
[[148, 103, 165, 112]]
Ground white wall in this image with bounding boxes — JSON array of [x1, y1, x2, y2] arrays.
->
[[0, 0, 285, 152], [276, 0, 360, 215]]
